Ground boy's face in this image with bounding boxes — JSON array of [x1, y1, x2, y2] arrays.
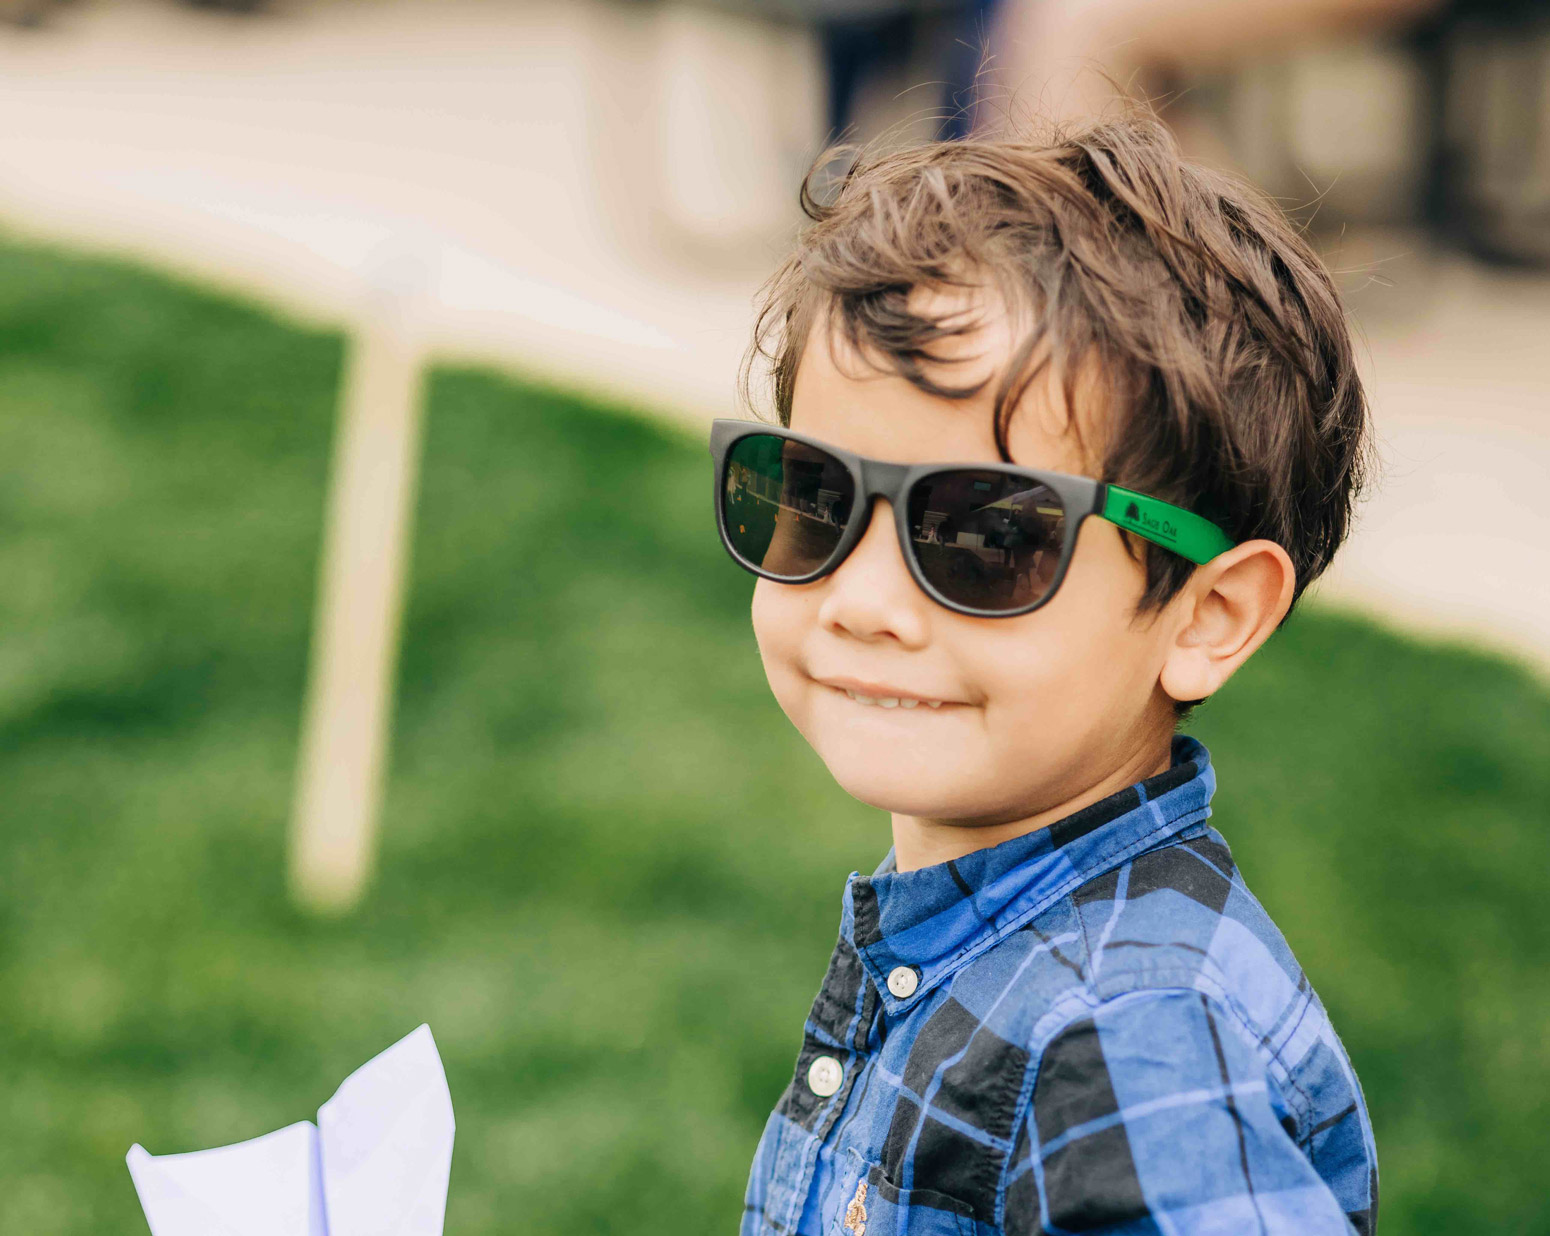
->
[[751, 287, 1184, 832]]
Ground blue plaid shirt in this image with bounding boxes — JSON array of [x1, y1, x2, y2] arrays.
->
[[742, 736, 1378, 1236]]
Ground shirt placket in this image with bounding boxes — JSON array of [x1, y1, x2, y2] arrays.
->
[[775, 936, 885, 1233]]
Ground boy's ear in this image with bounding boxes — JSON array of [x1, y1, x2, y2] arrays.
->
[[1158, 540, 1297, 705]]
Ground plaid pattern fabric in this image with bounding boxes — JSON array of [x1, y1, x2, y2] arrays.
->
[[741, 736, 1378, 1235]]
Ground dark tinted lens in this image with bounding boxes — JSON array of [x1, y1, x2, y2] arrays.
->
[[722, 434, 855, 578], [907, 470, 1067, 612]]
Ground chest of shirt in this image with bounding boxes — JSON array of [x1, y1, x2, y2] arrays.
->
[[745, 946, 1043, 1236]]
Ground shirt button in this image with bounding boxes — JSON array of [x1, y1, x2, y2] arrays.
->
[[887, 965, 920, 999], [807, 1055, 844, 1097]]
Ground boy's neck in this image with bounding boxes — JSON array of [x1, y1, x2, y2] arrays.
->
[[888, 738, 1175, 873]]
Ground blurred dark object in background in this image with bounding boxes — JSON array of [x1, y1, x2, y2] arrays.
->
[[1421, 0, 1550, 266], [183, 0, 269, 13], [693, 0, 1003, 141], [1189, 0, 1549, 267], [2, 0, 268, 25], [807, 0, 1004, 140], [0, 0, 61, 29]]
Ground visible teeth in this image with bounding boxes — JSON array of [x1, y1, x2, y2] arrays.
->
[[843, 688, 945, 709]]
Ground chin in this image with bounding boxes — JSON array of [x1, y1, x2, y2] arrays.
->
[[817, 751, 987, 820]]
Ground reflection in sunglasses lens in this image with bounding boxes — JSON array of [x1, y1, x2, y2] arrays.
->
[[907, 471, 1066, 612], [724, 435, 854, 578]]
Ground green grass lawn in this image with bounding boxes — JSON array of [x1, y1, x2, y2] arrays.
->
[[1, 237, 1547, 1236]]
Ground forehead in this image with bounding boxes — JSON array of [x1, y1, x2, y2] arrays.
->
[[788, 283, 1096, 475]]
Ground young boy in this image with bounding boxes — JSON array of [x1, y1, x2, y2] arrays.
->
[[713, 112, 1378, 1235]]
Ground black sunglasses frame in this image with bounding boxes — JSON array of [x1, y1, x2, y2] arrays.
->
[[709, 419, 1112, 620]]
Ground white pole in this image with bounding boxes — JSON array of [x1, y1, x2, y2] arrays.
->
[[289, 263, 428, 915]]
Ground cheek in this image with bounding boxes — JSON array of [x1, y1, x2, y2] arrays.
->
[[750, 579, 807, 702], [975, 531, 1161, 720], [749, 577, 786, 652]]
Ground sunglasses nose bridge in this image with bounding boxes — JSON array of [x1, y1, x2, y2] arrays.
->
[[846, 458, 918, 571], [857, 459, 914, 504]]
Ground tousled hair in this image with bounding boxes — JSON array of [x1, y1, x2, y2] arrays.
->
[[739, 106, 1371, 619]]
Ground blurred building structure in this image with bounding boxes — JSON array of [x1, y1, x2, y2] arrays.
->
[[1, 0, 1548, 678]]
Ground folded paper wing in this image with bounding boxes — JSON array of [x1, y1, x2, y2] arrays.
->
[[319, 1024, 456, 1236], [126, 1122, 326, 1236], [127, 1025, 455, 1236]]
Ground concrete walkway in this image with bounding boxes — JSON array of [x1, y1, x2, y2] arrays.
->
[[1, 0, 1546, 673], [1323, 247, 1550, 672], [0, 0, 823, 421]]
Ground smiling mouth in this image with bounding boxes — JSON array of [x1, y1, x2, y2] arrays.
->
[[815, 677, 959, 709], [843, 690, 943, 709]]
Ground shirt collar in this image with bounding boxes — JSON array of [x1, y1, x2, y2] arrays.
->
[[841, 735, 1216, 1016]]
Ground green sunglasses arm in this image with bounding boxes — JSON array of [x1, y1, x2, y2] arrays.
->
[[1100, 485, 1236, 565]]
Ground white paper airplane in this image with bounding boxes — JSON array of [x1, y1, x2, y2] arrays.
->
[[126, 1024, 454, 1236]]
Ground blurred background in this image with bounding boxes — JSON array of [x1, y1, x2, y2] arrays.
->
[[2, 1, 1548, 1233]]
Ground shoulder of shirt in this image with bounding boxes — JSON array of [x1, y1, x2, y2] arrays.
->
[[959, 823, 1320, 1099]]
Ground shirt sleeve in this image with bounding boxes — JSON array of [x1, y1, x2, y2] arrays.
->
[[1005, 988, 1356, 1235]]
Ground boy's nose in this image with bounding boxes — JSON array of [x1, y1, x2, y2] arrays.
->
[[815, 498, 932, 647]]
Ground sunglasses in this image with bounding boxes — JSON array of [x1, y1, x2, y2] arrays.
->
[[709, 420, 1235, 619]]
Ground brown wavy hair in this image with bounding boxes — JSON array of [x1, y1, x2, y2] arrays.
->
[[740, 107, 1371, 617]]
